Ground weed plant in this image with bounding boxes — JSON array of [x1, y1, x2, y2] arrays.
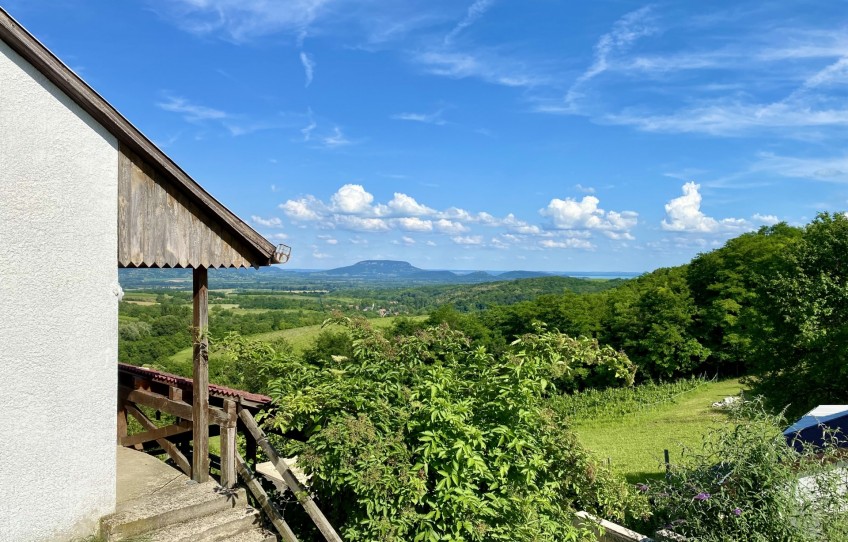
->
[[639, 398, 848, 541]]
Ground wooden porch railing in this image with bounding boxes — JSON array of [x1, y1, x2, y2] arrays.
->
[[117, 364, 342, 541]]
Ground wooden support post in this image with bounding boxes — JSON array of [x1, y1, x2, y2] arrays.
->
[[192, 265, 210, 483], [117, 405, 128, 444], [220, 399, 237, 489]]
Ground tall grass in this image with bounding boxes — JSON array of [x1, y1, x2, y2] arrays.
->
[[553, 376, 709, 421]]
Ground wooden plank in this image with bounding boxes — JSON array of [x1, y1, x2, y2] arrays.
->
[[126, 404, 191, 476], [117, 148, 131, 264], [238, 408, 342, 542], [119, 385, 228, 425], [120, 420, 192, 447], [235, 453, 300, 542], [192, 266, 210, 483], [220, 399, 237, 489]]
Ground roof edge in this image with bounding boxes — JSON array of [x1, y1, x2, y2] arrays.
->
[[0, 7, 281, 266]]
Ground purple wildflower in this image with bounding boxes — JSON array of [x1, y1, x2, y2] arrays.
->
[[694, 492, 711, 501], [733, 507, 742, 516], [636, 483, 649, 493]]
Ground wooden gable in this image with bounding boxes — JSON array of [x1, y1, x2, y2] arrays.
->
[[118, 145, 268, 269]]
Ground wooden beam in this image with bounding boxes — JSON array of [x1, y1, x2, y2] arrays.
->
[[119, 385, 228, 425], [220, 399, 237, 489], [192, 266, 210, 483], [126, 404, 191, 476], [235, 454, 300, 542], [120, 420, 192, 447], [238, 408, 342, 542]]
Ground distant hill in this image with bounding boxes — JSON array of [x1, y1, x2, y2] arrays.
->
[[495, 270, 551, 280], [118, 260, 637, 290]]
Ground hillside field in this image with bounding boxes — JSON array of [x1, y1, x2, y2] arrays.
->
[[573, 378, 745, 483]]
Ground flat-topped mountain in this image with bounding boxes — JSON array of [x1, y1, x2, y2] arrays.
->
[[318, 260, 437, 277]]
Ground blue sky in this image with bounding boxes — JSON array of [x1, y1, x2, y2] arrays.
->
[[8, 1, 848, 271]]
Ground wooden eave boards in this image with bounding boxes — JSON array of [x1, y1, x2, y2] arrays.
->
[[0, 7, 280, 268]]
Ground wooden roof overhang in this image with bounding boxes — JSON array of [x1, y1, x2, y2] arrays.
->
[[0, 8, 289, 269]]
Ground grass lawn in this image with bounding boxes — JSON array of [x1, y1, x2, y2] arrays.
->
[[168, 315, 427, 365], [573, 378, 745, 484]]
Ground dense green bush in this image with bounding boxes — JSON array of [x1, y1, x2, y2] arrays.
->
[[641, 399, 848, 541], [253, 318, 642, 541]]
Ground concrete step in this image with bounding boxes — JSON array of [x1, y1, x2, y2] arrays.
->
[[101, 480, 247, 541], [142, 505, 265, 542]]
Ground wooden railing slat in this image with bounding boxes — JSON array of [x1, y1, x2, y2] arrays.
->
[[125, 404, 191, 476], [238, 407, 343, 542], [236, 453, 300, 542]]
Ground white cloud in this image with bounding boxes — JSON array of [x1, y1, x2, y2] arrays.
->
[[401, 236, 416, 245], [540, 238, 594, 249], [425, 240, 437, 247], [502, 214, 542, 234], [452, 235, 484, 245], [661, 182, 750, 233], [560, 6, 656, 112], [575, 183, 596, 194], [300, 51, 316, 87], [331, 184, 374, 214], [251, 215, 283, 228], [753, 213, 779, 225], [445, 0, 495, 43], [394, 217, 433, 232], [280, 196, 325, 221], [322, 126, 352, 147], [433, 219, 468, 234], [265, 232, 289, 241], [156, 95, 228, 122], [541, 195, 638, 234], [413, 50, 547, 88], [160, 0, 337, 42], [335, 215, 389, 232], [391, 110, 447, 125], [387, 193, 436, 216]]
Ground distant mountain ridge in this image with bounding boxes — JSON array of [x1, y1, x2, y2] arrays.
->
[[118, 260, 639, 289]]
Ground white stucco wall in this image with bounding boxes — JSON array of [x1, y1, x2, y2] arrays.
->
[[0, 40, 119, 541]]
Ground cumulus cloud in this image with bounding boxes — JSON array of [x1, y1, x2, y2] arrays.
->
[[387, 193, 436, 216], [434, 219, 468, 234], [395, 217, 434, 232], [331, 184, 374, 214], [280, 195, 325, 221], [541, 195, 638, 234], [661, 182, 750, 233], [753, 213, 780, 225], [251, 215, 283, 228]]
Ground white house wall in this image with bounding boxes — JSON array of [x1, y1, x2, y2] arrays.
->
[[0, 39, 119, 541]]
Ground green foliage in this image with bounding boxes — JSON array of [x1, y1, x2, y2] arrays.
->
[[642, 399, 848, 541], [746, 213, 848, 415], [553, 377, 707, 421], [687, 223, 802, 375], [259, 319, 640, 541], [603, 267, 709, 379]]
